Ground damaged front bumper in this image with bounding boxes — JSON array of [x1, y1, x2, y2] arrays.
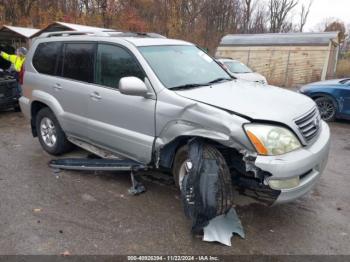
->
[[254, 121, 330, 204]]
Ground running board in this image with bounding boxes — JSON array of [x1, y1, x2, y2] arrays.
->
[[67, 137, 125, 160], [49, 158, 147, 172], [49, 158, 147, 195]]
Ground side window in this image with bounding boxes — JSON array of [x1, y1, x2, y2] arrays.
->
[[95, 44, 145, 88], [62, 43, 95, 83], [33, 42, 62, 76]]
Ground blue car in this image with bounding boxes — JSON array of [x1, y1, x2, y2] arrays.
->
[[299, 78, 350, 121]]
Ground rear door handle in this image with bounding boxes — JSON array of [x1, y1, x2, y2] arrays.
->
[[90, 92, 102, 100], [53, 83, 62, 90]]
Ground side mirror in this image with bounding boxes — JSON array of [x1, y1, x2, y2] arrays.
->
[[119, 77, 149, 97]]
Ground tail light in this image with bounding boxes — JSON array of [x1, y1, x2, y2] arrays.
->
[[19, 65, 25, 85]]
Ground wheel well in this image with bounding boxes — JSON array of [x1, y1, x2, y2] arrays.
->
[[159, 136, 279, 205], [158, 136, 193, 170], [30, 101, 49, 137], [158, 136, 241, 171], [311, 93, 338, 105]]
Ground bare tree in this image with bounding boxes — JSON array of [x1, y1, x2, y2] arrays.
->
[[269, 0, 298, 33], [17, 0, 38, 16], [242, 0, 254, 33], [299, 0, 312, 32], [324, 20, 346, 33], [324, 19, 346, 43], [250, 3, 268, 33], [0, 0, 17, 23], [0, 0, 310, 52]]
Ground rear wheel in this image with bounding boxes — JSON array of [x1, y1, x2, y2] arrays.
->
[[315, 96, 337, 122], [35, 107, 72, 155], [172, 143, 233, 215]]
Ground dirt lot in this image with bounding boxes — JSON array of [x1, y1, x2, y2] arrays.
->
[[0, 111, 349, 255]]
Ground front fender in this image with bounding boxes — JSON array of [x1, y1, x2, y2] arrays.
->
[[156, 120, 231, 147], [154, 119, 254, 169], [154, 89, 254, 167]]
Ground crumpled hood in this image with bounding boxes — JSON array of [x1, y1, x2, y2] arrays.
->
[[175, 80, 315, 123], [232, 72, 266, 83]]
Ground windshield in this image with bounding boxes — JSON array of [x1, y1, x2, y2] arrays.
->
[[224, 61, 253, 74], [138, 45, 231, 89], [340, 78, 350, 84]]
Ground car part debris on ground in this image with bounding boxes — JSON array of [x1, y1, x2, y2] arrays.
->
[[49, 140, 245, 246], [203, 208, 245, 246]]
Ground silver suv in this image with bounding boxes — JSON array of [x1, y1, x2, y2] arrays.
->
[[20, 31, 330, 205]]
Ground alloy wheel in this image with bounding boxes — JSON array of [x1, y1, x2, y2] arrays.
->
[[316, 98, 336, 121], [40, 117, 57, 147]]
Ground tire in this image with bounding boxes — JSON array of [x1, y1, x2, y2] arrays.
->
[[35, 107, 72, 155], [172, 143, 233, 215], [315, 96, 337, 122]]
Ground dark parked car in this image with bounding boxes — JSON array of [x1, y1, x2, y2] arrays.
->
[[0, 44, 20, 111], [0, 73, 19, 111], [299, 78, 350, 121]]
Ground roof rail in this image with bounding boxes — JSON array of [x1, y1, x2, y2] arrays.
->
[[108, 32, 167, 38], [38, 30, 117, 38], [37, 30, 167, 39]]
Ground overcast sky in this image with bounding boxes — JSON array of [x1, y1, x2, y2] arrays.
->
[[297, 0, 350, 31]]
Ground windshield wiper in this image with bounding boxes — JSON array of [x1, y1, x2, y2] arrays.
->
[[170, 83, 209, 90], [170, 78, 232, 90], [208, 77, 232, 84]]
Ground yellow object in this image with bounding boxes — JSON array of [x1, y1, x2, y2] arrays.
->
[[0, 52, 25, 72]]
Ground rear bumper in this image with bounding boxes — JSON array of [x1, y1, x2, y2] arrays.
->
[[19, 96, 30, 118], [254, 121, 330, 204]]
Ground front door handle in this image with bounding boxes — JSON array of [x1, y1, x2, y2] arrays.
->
[[90, 92, 102, 100], [53, 83, 62, 90]]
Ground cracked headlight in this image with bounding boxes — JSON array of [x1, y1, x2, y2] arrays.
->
[[244, 124, 301, 156]]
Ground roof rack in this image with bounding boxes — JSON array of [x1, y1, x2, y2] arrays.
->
[[38, 30, 118, 38], [108, 32, 167, 38], [37, 30, 167, 39]]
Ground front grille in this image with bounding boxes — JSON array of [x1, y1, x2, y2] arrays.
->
[[295, 108, 321, 143]]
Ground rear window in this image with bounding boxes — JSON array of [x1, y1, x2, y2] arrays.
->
[[62, 43, 95, 83], [33, 42, 62, 76]]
